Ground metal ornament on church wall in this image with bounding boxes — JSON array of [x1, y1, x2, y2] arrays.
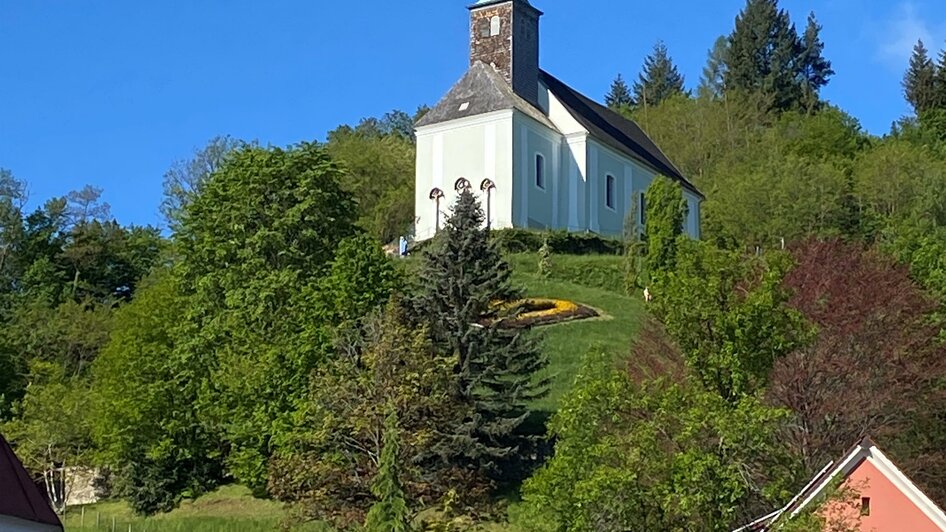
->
[[454, 178, 472, 193]]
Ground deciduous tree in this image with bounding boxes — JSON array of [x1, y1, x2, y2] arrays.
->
[[770, 239, 946, 502], [175, 141, 358, 493]]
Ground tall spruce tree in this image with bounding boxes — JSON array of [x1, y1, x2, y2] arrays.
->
[[633, 42, 687, 108], [605, 74, 634, 109], [364, 411, 412, 532], [698, 36, 729, 99], [415, 189, 549, 475], [797, 12, 834, 112], [904, 40, 939, 115], [724, 0, 808, 111]]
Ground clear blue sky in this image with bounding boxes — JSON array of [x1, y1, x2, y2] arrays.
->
[[2, 0, 945, 228]]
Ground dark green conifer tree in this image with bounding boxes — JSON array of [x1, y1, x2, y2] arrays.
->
[[364, 411, 412, 532], [797, 12, 834, 112], [633, 42, 686, 108], [725, 0, 806, 111], [903, 40, 938, 115], [414, 189, 549, 475], [605, 74, 634, 110]]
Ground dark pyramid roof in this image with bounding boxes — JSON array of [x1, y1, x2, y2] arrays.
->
[[0, 434, 63, 529], [539, 70, 703, 198], [416, 61, 557, 131]]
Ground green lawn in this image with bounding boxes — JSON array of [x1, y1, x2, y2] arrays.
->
[[508, 253, 646, 411], [62, 485, 326, 532]]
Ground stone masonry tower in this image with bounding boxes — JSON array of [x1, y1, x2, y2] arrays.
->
[[469, 0, 542, 107]]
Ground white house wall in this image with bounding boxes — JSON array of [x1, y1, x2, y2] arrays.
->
[[414, 110, 514, 241]]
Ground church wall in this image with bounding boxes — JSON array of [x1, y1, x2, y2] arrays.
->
[[414, 110, 514, 241], [586, 139, 701, 239], [512, 112, 561, 230]]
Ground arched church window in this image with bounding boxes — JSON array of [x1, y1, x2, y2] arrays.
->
[[490, 16, 501, 37]]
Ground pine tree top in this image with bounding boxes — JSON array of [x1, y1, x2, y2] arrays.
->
[[605, 74, 634, 110], [633, 41, 686, 108]]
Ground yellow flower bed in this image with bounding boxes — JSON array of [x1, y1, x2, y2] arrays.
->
[[496, 298, 597, 329]]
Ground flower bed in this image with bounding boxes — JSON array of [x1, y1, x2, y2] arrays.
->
[[497, 298, 599, 329]]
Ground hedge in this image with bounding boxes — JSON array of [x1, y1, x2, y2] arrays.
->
[[491, 229, 624, 255]]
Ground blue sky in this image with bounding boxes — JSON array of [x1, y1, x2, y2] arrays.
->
[[2, 0, 945, 228]]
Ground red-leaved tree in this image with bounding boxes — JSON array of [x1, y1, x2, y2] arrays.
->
[[770, 238, 946, 503]]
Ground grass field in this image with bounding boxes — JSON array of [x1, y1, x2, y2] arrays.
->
[[508, 253, 645, 411], [61, 485, 322, 531], [62, 253, 644, 531]]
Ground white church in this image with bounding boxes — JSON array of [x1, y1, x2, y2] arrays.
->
[[414, 0, 702, 241]]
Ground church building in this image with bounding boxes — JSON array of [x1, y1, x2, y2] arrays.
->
[[414, 0, 702, 241]]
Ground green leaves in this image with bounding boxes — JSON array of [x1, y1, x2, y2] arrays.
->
[[644, 175, 688, 275], [173, 142, 359, 494], [520, 349, 795, 532], [651, 240, 810, 401]]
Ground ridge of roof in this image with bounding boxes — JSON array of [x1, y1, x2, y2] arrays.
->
[[0, 434, 63, 529], [538, 70, 703, 199], [416, 62, 557, 131]]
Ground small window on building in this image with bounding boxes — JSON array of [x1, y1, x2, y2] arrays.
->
[[479, 19, 490, 37], [639, 192, 647, 225], [861, 497, 871, 516], [606, 175, 616, 210], [490, 16, 501, 36], [535, 154, 545, 190]]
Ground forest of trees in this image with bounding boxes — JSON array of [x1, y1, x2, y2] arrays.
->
[[3, 0, 946, 530]]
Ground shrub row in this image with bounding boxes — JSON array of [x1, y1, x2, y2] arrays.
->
[[491, 229, 625, 255]]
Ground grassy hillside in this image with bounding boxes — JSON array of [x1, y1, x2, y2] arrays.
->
[[507, 253, 646, 411]]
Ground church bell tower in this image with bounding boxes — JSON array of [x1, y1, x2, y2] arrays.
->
[[468, 0, 542, 107]]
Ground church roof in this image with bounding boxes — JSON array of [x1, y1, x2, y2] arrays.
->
[[416, 61, 557, 131], [538, 70, 702, 198], [0, 434, 63, 530], [468, 0, 542, 15]]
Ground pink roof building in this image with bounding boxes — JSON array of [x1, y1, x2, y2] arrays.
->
[[737, 437, 946, 532]]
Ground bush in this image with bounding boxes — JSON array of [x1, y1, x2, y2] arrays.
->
[[506, 254, 627, 293], [491, 229, 624, 255]]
